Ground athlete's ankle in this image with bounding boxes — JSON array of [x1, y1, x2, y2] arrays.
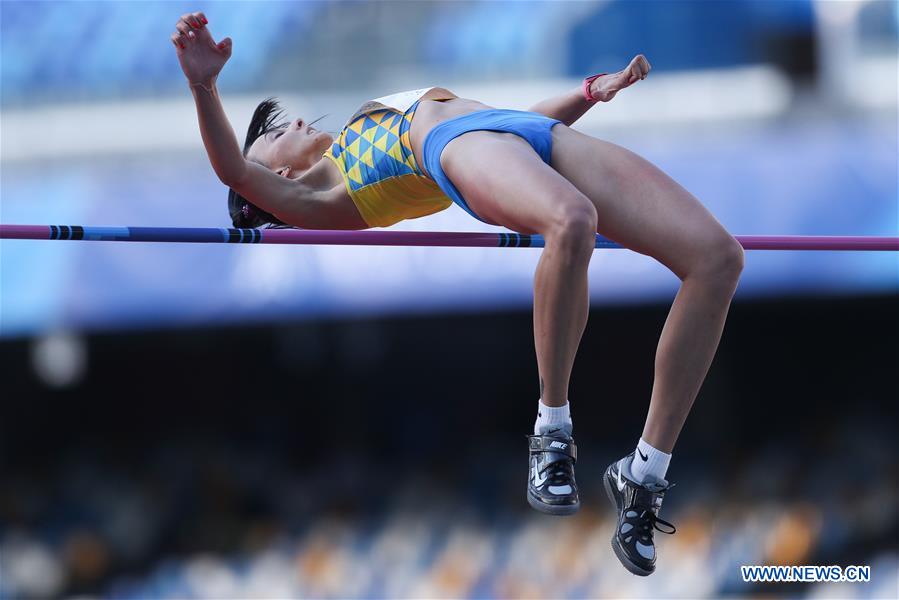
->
[[534, 398, 572, 436], [628, 438, 671, 484]]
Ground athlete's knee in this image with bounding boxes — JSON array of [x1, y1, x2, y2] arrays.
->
[[691, 234, 744, 284], [544, 197, 598, 257]]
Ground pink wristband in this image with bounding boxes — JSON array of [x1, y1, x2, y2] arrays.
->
[[582, 73, 607, 102]]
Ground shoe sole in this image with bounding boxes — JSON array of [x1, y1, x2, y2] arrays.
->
[[603, 467, 654, 577], [526, 488, 580, 516]]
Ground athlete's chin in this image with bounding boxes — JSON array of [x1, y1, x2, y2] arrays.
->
[[316, 132, 333, 147]]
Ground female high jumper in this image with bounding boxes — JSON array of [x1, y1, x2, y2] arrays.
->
[[172, 11, 743, 577]]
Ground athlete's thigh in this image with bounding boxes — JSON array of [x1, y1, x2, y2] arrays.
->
[[441, 131, 592, 235], [550, 125, 732, 278]]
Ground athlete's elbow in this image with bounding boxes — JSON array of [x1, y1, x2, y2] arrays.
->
[[217, 162, 249, 189], [218, 171, 243, 189]]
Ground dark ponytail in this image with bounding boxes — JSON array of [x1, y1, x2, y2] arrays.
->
[[228, 187, 285, 229]]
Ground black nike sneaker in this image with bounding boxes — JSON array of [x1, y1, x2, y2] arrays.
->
[[603, 453, 676, 576], [526, 430, 580, 515]]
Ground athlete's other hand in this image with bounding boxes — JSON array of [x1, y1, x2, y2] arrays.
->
[[171, 12, 232, 87], [589, 54, 652, 102]]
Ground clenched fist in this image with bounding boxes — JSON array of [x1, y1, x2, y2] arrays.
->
[[589, 54, 652, 103], [171, 12, 232, 88]]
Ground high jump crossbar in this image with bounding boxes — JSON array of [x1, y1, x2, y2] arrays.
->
[[1, 225, 898, 251]]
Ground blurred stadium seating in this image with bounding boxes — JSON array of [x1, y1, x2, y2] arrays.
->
[[3, 427, 896, 599], [2, 298, 897, 599], [2, 0, 895, 103], [0, 1, 326, 104]]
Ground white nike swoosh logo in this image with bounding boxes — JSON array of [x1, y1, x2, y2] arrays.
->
[[533, 467, 549, 488], [615, 466, 626, 492]]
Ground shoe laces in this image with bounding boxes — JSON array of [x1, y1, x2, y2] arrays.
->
[[630, 482, 677, 537], [637, 510, 677, 536], [544, 458, 575, 486]]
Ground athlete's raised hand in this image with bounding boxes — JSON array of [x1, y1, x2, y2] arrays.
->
[[171, 12, 232, 87], [588, 54, 652, 102]]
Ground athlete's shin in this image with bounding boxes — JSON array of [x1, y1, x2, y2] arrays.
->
[[532, 227, 593, 408], [641, 264, 741, 452]]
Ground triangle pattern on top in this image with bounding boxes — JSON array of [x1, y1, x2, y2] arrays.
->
[[326, 103, 427, 192]]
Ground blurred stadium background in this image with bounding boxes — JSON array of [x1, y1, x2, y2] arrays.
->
[[1, 1, 897, 598]]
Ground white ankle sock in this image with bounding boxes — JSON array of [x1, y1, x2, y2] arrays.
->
[[628, 438, 671, 484], [534, 399, 572, 435]]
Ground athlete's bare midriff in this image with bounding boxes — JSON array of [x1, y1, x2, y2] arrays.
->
[[408, 97, 495, 179]]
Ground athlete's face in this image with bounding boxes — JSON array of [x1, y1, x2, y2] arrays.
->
[[247, 117, 333, 177]]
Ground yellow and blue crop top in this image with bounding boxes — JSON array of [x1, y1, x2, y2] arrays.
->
[[322, 96, 453, 228]]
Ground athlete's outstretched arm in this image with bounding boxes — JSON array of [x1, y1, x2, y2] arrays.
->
[[171, 12, 330, 226], [527, 54, 651, 127], [172, 12, 245, 184]]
